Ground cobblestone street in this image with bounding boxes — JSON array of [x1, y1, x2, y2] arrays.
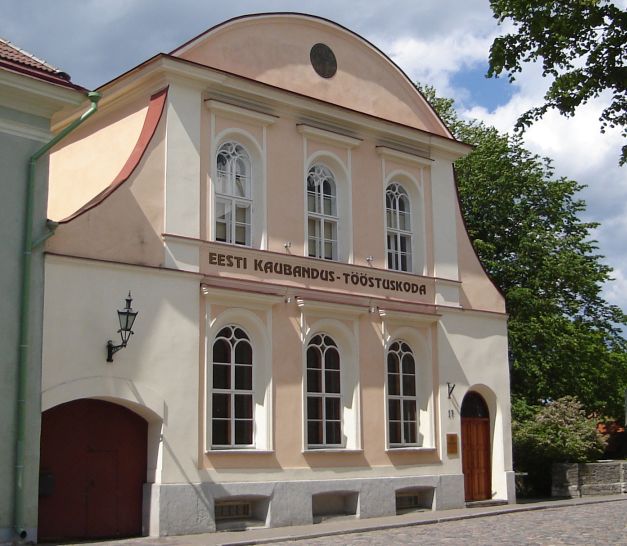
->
[[271, 500, 627, 546]]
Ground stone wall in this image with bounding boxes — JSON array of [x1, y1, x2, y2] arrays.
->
[[552, 461, 627, 497]]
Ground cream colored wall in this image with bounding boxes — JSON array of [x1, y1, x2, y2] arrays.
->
[[45, 108, 166, 268], [48, 98, 148, 221], [176, 15, 449, 137], [436, 309, 513, 499], [42, 256, 202, 485]]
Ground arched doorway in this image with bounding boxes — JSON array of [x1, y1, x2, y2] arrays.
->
[[38, 399, 147, 542], [461, 391, 491, 501]]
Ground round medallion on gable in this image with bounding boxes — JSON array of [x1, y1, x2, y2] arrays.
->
[[310, 43, 337, 78]]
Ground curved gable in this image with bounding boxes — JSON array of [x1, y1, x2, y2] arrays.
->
[[172, 13, 451, 137]]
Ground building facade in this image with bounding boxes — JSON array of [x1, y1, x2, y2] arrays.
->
[[40, 14, 514, 540], [0, 39, 86, 543]]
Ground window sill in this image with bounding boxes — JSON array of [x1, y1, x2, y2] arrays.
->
[[385, 446, 436, 453], [302, 448, 363, 454], [207, 449, 274, 454]]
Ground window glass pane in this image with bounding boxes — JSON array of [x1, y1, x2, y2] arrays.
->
[[325, 397, 341, 420], [387, 251, 396, 270], [307, 397, 322, 420], [402, 354, 415, 374], [212, 393, 230, 418], [403, 400, 417, 422], [389, 421, 401, 444], [307, 191, 317, 213], [235, 204, 250, 223], [307, 420, 323, 445], [402, 374, 416, 396], [323, 221, 336, 240], [307, 347, 321, 369], [234, 341, 252, 364], [399, 211, 410, 231], [324, 241, 334, 260], [213, 339, 230, 363], [388, 399, 401, 421], [325, 370, 341, 393], [213, 364, 230, 389], [387, 353, 399, 373], [326, 421, 341, 445], [325, 347, 340, 370], [323, 195, 334, 216], [234, 394, 253, 418], [400, 235, 410, 253], [235, 420, 253, 445], [212, 420, 229, 445], [235, 225, 247, 246], [233, 328, 248, 340], [404, 421, 416, 444], [307, 369, 322, 393], [308, 237, 318, 258], [235, 365, 252, 390], [386, 208, 395, 229], [388, 372, 400, 395]]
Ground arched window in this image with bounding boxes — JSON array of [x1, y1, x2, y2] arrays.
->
[[386, 183, 412, 272], [387, 340, 418, 446], [307, 164, 338, 260], [211, 325, 253, 447], [306, 333, 341, 447], [215, 142, 252, 246]]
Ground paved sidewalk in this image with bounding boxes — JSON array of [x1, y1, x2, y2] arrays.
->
[[53, 495, 627, 546]]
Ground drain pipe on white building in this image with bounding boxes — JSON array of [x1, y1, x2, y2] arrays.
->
[[13, 91, 101, 541]]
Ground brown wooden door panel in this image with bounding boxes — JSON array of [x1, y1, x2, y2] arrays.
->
[[39, 399, 147, 542], [461, 417, 491, 501]]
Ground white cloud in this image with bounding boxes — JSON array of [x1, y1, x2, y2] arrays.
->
[[386, 31, 496, 98]]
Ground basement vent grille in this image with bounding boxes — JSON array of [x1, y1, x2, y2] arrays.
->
[[215, 500, 252, 520]]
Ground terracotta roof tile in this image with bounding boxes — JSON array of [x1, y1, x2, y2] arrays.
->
[[0, 37, 85, 90]]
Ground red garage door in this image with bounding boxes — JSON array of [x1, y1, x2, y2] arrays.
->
[[38, 399, 147, 542]]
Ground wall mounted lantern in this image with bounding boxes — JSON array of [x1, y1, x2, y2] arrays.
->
[[106, 291, 139, 362]]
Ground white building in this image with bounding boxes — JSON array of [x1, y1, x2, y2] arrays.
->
[[39, 13, 513, 541]]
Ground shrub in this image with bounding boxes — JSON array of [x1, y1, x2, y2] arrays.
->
[[512, 396, 607, 496]]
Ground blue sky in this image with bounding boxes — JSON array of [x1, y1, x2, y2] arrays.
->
[[3, 0, 625, 320]]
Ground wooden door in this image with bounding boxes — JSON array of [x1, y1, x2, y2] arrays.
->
[[461, 392, 491, 501], [38, 399, 147, 542]]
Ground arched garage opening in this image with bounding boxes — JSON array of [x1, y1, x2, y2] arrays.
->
[[38, 399, 147, 541], [461, 391, 491, 502]]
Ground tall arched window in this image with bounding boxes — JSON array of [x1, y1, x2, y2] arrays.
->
[[386, 182, 412, 272], [211, 325, 253, 447], [387, 340, 418, 446], [306, 333, 341, 447], [307, 164, 338, 260], [215, 142, 252, 246]]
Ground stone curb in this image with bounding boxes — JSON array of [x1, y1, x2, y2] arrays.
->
[[216, 496, 627, 546]]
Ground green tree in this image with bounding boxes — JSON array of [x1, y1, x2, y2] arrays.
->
[[420, 85, 627, 417], [486, 0, 627, 164]]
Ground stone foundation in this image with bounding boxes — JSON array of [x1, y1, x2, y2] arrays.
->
[[552, 461, 627, 497]]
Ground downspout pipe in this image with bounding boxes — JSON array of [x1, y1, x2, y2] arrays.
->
[[13, 91, 100, 541]]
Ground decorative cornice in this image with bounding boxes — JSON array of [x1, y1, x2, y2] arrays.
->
[[376, 145, 433, 166], [296, 124, 362, 148], [205, 99, 278, 125]]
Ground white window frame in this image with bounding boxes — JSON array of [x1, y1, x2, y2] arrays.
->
[[386, 339, 420, 447], [214, 141, 252, 247], [386, 182, 413, 272], [305, 333, 343, 448], [307, 164, 338, 261], [210, 325, 254, 449]]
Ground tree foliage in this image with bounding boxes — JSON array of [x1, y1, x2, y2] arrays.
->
[[421, 85, 627, 417], [486, 0, 627, 164]]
